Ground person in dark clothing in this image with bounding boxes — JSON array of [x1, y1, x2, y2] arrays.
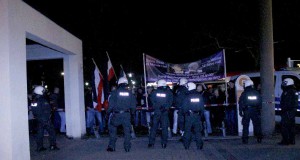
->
[[106, 77, 137, 152], [182, 82, 205, 150], [173, 78, 189, 136], [196, 84, 212, 134], [278, 78, 298, 145], [84, 87, 95, 137], [225, 81, 237, 135], [145, 86, 154, 134], [31, 86, 59, 152], [238, 79, 262, 144], [148, 79, 174, 149], [49, 87, 66, 134], [135, 87, 146, 127], [210, 88, 226, 130]]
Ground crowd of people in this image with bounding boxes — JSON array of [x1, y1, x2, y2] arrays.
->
[[28, 76, 298, 152], [83, 79, 239, 138]]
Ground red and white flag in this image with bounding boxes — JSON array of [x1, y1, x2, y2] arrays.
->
[[93, 66, 104, 112], [107, 58, 115, 81]]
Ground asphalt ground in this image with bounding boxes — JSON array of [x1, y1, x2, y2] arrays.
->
[[30, 130, 300, 160]]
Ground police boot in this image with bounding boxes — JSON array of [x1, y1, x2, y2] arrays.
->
[[257, 137, 262, 143], [242, 138, 248, 144], [50, 145, 60, 151], [37, 147, 47, 152], [107, 146, 116, 152], [197, 144, 203, 150], [162, 144, 167, 149], [125, 148, 130, 152], [278, 140, 289, 145], [148, 144, 154, 148], [289, 139, 295, 145]]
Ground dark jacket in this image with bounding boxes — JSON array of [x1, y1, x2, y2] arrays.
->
[[150, 86, 174, 113], [174, 85, 189, 108], [31, 94, 52, 121], [107, 85, 137, 114], [239, 87, 262, 111], [182, 90, 205, 114], [280, 85, 298, 112]]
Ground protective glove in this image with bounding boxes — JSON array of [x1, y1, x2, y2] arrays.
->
[[239, 111, 244, 117]]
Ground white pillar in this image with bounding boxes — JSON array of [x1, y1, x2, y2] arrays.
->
[[64, 54, 86, 138], [0, 0, 30, 159]]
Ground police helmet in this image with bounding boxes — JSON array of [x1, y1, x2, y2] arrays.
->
[[187, 82, 196, 91], [157, 79, 167, 87], [282, 78, 294, 86], [34, 85, 45, 95], [244, 79, 254, 88], [118, 77, 128, 85], [179, 78, 188, 85]]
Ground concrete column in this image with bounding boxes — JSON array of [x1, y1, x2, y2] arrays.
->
[[259, 0, 275, 135], [64, 54, 86, 138], [0, 0, 30, 159]]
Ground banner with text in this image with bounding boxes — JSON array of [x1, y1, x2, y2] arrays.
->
[[145, 50, 225, 83]]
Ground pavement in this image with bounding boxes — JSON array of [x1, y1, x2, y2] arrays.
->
[[30, 131, 300, 160]]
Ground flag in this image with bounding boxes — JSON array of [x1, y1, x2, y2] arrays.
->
[[107, 58, 115, 81], [92, 65, 105, 112], [120, 65, 127, 79]]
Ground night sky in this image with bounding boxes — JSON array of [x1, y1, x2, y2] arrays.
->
[[24, 0, 300, 79]]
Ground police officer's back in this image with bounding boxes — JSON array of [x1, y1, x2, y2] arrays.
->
[[173, 78, 189, 135], [181, 82, 205, 150], [148, 79, 173, 149], [106, 77, 136, 152], [31, 86, 59, 152], [238, 79, 262, 144], [278, 78, 298, 145]]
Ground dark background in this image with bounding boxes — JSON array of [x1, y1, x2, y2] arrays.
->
[[24, 0, 300, 88]]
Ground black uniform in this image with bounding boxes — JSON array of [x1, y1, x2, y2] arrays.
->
[[107, 84, 136, 152], [174, 85, 189, 133], [181, 90, 205, 149], [31, 94, 58, 151], [279, 85, 298, 145], [148, 86, 173, 148], [238, 86, 262, 144]]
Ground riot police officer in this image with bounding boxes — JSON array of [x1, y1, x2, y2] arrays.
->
[[238, 79, 262, 144], [181, 82, 205, 150], [278, 78, 298, 145], [31, 86, 59, 152], [106, 77, 136, 152], [173, 78, 189, 136], [148, 79, 173, 149]]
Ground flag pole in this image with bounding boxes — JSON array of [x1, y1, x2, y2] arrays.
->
[[143, 53, 149, 109], [92, 58, 103, 77], [223, 49, 228, 105], [120, 64, 125, 77], [106, 51, 118, 80]]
